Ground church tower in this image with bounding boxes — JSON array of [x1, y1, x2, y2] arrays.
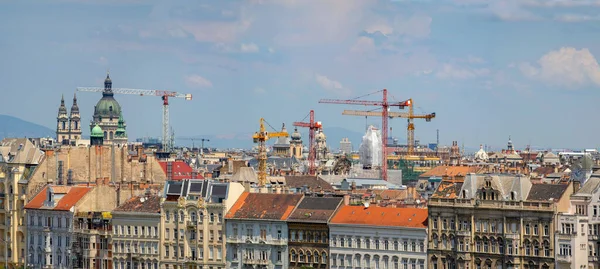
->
[[69, 93, 82, 142], [290, 127, 303, 158], [90, 72, 125, 144], [56, 95, 70, 144]]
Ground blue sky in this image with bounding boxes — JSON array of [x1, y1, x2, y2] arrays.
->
[[2, 0, 600, 150]]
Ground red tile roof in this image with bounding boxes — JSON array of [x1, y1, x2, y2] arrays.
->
[[159, 161, 204, 181], [226, 193, 303, 221], [25, 186, 92, 211], [330, 205, 428, 228], [419, 165, 482, 178]]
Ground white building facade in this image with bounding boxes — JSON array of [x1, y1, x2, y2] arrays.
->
[[329, 205, 429, 269]]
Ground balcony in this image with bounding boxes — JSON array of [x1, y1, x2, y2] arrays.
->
[[589, 235, 600, 241], [457, 231, 470, 237], [428, 198, 555, 212], [187, 221, 197, 228], [243, 259, 269, 265], [590, 256, 600, 262], [504, 233, 519, 240], [557, 255, 571, 263], [227, 237, 242, 243], [557, 233, 574, 240]]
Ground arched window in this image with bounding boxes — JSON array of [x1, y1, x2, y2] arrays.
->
[[307, 251, 312, 263], [299, 251, 304, 263], [109, 131, 114, 140], [103, 131, 107, 140], [179, 211, 184, 222], [314, 251, 320, 263], [210, 213, 215, 222], [190, 212, 196, 222], [290, 250, 296, 262]]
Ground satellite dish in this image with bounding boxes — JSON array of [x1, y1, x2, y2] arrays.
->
[[363, 202, 370, 208]]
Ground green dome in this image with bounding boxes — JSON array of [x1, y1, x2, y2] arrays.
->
[[94, 95, 122, 119], [91, 125, 103, 138]]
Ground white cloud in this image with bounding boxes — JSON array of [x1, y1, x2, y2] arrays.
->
[[185, 74, 213, 88], [519, 47, 600, 88], [554, 14, 600, 22], [436, 64, 490, 79], [240, 43, 260, 53], [254, 87, 267, 94], [315, 74, 352, 96]]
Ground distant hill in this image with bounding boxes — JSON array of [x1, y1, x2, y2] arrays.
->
[[0, 115, 54, 140]]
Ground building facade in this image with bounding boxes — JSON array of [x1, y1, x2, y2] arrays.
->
[[554, 175, 600, 269], [25, 184, 116, 269], [428, 174, 573, 269], [287, 196, 343, 269], [161, 179, 244, 269], [0, 138, 44, 268], [56, 94, 82, 145], [225, 193, 303, 269], [339, 138, 352, 155], [112, 193, 161, 269], [328, 205, 428, 269], [72, 211, 113, 269], [90, 73, 128, 145]]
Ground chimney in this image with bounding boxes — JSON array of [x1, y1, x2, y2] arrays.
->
[[573, 180, 581, 193], [137, 146, 143, 159], [343, 194, 350, 205]]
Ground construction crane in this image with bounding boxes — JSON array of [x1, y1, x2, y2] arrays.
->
[[77, 73, 192, 152], [252, 118, 289, 186], [342, 98, 436, 156], [293, 110, 323, 175], [319, 89, 409, 181]]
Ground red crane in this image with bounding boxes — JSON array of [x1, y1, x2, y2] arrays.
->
[[293, 110, 322, 175], [319, 89, 409, 181]]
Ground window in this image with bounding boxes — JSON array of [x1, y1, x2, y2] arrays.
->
[[165, 229, 170, 240], [544, 225, 549, 236]]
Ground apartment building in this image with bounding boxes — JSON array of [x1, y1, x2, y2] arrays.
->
[[555, 175, 600, 269], [161, 179, 244, 269], [287, 196, 343, 269], [428, 173, 574, 269], [225, 193, 303, 269], [72, 210, 113, 269], [0, 138, 44, 267], [111, 193, 161, 269], [328, 205, 428, 269]]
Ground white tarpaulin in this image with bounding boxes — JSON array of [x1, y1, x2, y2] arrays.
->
[[359, 125, 382, 167]]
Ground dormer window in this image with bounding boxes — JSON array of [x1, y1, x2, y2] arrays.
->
[[485, 181, 491, 188]]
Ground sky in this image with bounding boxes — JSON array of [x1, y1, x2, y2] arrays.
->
[[2, 0, 600, 150]]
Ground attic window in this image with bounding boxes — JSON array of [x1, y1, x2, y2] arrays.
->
[[485, 181, 491, 188]]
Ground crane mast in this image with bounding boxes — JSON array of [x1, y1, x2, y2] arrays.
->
[[342, 98, 436, 156], [252, 118, 289, 186], [77, 86, 192, 152], [293, 110, 322, 175], [320, 89, 407, 181]]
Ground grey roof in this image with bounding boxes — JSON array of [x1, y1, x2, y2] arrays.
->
[[575, 175, 600, 195], [526, 184, 569, 201], [288, 196, 343, 223], [0, 138, 44, 165], [460, 174, 532, 201], [163, 179, 230, 203], [230, 167, 258, 183]]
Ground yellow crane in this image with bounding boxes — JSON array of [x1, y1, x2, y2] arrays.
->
[[252, 118, 289, 186], [342, 98, 435, 156]]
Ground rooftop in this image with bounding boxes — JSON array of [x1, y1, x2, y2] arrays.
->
[[113, 195, 161, 214], [330, 205, 428, 228], [284, 175, 334, 191], [419, 165, 482, 178], [526, 183, 569, 201], [25, 185, 92, 211], [288, 196, 343, 223], [225, 192, 303, 221]]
